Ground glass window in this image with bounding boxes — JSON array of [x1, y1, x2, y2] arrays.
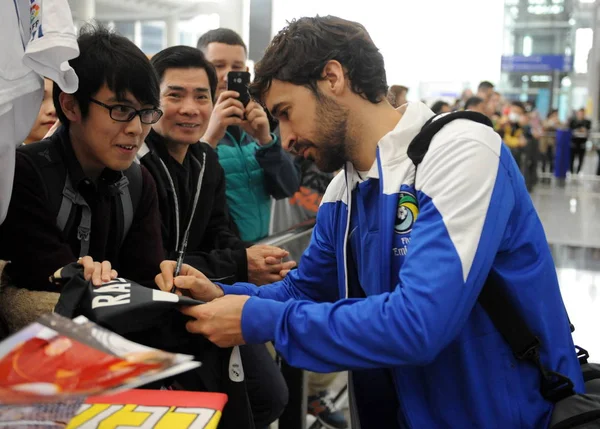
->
[[141, 21, 165, 55]]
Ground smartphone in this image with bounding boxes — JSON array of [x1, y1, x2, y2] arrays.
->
[[227, 71, 251, 107]]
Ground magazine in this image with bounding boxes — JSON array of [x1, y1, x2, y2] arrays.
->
[[0, 313, 201, 427]]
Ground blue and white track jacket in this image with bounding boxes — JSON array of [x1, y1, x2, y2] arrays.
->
[[220, 102, 583, 428]]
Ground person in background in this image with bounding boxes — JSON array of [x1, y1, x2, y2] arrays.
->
[[430, 100, 451, 114], [458, 89, 473, 110], [569, 108, 591, 175], [196, 28, 300, 242], [23, 79, 56, 144], [497, 101, 537, 191], [464, 96, 485, 114], [387, 85, 408, 108], [486, 91, 502, 124], [596, 143, 600, 176], [526, 106, 542, 187], [497, 101, 529, 164], [540, 109, 560, 176], [476, 80, 495, 101]]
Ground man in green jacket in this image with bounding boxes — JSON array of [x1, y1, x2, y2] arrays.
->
[[198, 28, 300, 242]]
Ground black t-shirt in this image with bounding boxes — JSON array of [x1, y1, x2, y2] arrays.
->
[[569, 118, 591, 143], [168, 153, 198, 230]]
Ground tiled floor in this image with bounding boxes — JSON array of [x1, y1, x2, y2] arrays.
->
[[534, 170, 600, 361]]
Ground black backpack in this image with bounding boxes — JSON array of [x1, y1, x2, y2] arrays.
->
[[17, 138, 142, 257], [408, 110, 600, 429]]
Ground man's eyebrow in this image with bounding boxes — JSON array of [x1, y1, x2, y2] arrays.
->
[[107, 96, 136, 105], [271, 102, 283, 117], [193, 87, 210, 93]]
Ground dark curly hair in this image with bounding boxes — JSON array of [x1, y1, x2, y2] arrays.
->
[[249, 16, 388, 105]]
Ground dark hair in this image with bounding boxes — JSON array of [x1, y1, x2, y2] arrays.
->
[[548, 109, 559, 117], [511, 101, 526, 112], [53, 24, 159, 127], [465, 96, 484, 110], [197, 28, 247, 54], [249, 16, 388, 104], [478, 81, 494, 91], [431, 100, 450, 114], [151, 46, 218, 103]]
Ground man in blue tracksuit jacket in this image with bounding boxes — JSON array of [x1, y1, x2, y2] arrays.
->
[[156, 16, 583, 428]]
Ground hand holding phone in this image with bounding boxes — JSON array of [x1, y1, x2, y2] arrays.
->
[[227, 71, 251, 107]]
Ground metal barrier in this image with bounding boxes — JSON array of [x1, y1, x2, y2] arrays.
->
[[257, 219, 316, 429], [258, 219, 316, 248]]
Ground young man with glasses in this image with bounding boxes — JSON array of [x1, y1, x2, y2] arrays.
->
[[0, 25, 164, 293]]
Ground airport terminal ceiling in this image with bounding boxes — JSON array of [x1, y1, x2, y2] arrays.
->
[[67, 0, 220, 22]]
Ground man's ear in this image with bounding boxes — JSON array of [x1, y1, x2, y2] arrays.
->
[[318, 60, 346, 96], [59, 92, 81, 123]]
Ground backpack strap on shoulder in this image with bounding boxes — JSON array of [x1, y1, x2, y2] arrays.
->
[[407, 111, 493, 167], [58, 174, 92, 257], [17, 139, 65, 215], [119, 162, 143, 244]]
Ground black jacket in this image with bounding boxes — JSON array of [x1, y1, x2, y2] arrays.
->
[[0, 126, 164, 291], [139, 130, 248, 284]]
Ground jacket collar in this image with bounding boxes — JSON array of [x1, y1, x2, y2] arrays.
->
[[145, 128, 179, 164], [143, 129, 206, 168], [359, 102, 435, 181]]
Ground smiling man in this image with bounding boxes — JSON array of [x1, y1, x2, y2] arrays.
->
[[138, 46, 290, 429], [0, 25, 164, 292]]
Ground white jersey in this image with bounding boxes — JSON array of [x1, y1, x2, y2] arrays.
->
[[23, 0, 79, 94], [0, 0, 79, 224]]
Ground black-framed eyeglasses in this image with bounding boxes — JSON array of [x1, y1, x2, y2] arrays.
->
[[89, 98, 163, 124]]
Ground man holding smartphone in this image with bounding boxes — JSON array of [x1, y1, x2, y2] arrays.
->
[[197, 29, 300, 243]]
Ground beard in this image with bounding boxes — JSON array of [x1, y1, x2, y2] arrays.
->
[[308, 94, 351, 173]]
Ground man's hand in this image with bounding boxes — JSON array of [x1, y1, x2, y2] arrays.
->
[[79, 256, 117, 286], [240, 101, 272, 146], [155, 260, 224, 302], [202, 91, 245, 148], [246, 245, 297, 285], [180, 295, 251, 348]]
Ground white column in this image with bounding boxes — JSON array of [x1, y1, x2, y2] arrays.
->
[[218, 0, 246, 45], [166, 14, 180, 47], [72, 0, 96, 29], [588, 2, 600, 128], [134, 21, 143, 49]]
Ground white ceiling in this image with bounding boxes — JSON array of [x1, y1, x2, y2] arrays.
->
[[69, 0, 220, 22]]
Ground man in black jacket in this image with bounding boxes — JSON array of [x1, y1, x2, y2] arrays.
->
[[140, 45, 290, 429], [139, 46, 295, 286]]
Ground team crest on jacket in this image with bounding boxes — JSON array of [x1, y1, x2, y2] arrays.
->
[[395, 191, 419, 234]]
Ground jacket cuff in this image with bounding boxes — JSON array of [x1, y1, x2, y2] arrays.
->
[[241, 297, 287, 344], [232, 247, 248, 283], [218, 283, 251, 296], [257, 133, 278, 149]]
